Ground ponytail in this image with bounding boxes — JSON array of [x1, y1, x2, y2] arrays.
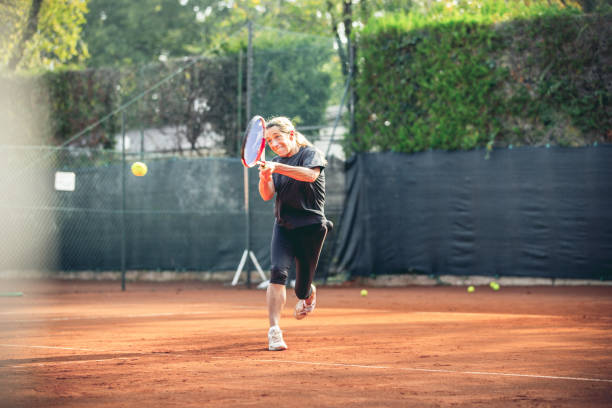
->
[[295, 131, 312, 148]]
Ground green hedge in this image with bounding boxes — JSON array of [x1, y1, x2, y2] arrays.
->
[[350, 7, 610, 154]]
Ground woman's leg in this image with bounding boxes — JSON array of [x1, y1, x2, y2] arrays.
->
[[267, 283, 286, 327], [267, 224, 294, 350], [293, 223, 328, 300], [268, 224, 292, 327]]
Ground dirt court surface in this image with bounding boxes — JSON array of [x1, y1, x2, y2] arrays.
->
[[0, 279, 611, 407]]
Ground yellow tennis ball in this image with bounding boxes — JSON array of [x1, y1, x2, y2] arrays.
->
[[360, 289, 368, 297], [467, 286, 475, 293], [131, 161, 148, 177]]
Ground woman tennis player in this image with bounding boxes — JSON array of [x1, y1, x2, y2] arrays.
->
[[258, 116, 332, 351]]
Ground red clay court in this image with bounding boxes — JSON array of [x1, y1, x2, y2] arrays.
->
[[1, 280, 611, 407]]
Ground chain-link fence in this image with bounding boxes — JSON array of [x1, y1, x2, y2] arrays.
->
[[0, 23, 348, 284], [0, 144, 345, 283]]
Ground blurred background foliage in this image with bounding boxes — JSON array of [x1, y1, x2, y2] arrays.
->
[[0, 0, 89, 71], [222, 28, 338, 129], [0, 0, 609, 154]]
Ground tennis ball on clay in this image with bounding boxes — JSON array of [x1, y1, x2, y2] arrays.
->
[[467, 286, 475, 293], [131, 161, 148, 177], [360, 289, 368, 297]]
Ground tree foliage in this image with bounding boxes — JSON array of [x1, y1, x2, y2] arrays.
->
[[0, 0, 89, 72], [80, 0, 413, 66], [5, 0, 606, 152], [83, 0, 231, 67]]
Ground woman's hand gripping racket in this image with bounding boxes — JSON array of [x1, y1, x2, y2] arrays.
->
[[241, 115, 267, 168]]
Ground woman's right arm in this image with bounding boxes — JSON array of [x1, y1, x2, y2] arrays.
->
[[258, 164, 275, 201]]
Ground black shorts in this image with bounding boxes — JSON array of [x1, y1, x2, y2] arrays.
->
[[269, 221, 330, 299]]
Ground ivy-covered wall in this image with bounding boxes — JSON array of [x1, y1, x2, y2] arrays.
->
[[350, 10, 611, 154]]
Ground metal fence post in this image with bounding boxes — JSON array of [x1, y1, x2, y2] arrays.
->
[[121, 111, 127, 291], [245, 20, 253, 289]]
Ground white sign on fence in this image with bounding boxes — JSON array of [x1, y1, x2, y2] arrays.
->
[[54, 171, 76, 192]]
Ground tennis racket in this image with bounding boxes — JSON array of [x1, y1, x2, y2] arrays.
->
[[241, 115, 266, 168]]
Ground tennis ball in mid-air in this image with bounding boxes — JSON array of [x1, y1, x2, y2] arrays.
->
[[490, 282, 500, 291], [360, 289, 368, 297], [131, 161, 148, 177], [467, 286, 475, 293]]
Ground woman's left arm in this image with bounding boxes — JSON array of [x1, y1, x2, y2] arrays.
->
[[266, 162, 320, 183]]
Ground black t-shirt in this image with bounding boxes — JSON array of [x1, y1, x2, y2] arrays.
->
[[272, 146, 327, 229]]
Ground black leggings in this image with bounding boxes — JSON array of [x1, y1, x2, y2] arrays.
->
[[269, 222, 329, 299]]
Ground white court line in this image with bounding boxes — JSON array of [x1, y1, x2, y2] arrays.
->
[[0, 345, 186, 369], [0, 344, 94, 351], [3, 352, 189, 369], [3, 308, 261, 323], [212, 357, 612, 384], [8, 357, 134, 369], [0, 308, 391, 324], [4, 349, 610, 384]]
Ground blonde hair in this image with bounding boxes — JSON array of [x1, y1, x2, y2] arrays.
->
[[266, 116, 312, 148]]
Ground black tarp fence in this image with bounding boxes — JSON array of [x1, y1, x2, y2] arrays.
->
[[334, 146, 612, 280], [1, 153, 345, 276], [57, 157, 260, 272], [2, 146, 610, 282]]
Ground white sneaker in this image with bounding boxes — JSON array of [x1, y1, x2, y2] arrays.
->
[[294, 284, 316, 320], [268, 325, 287, 351]]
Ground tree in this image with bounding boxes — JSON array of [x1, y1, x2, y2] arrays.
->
[[81, 0, 413, 67], [82, 0, 242, 67], [218, 0, 414, 133], [0, 0, 90, 72]]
